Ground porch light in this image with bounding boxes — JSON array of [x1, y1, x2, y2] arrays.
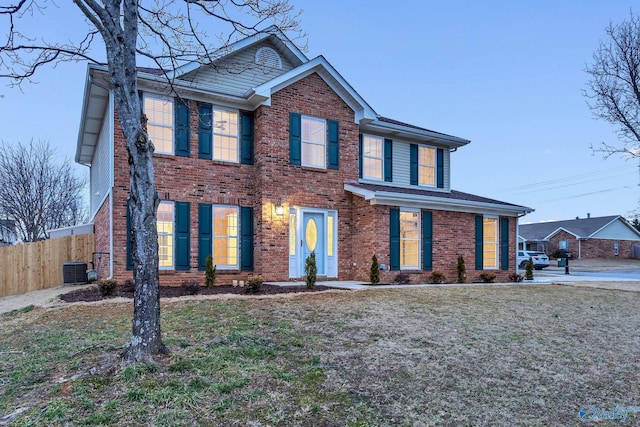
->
[[274, 200, 284, 216]]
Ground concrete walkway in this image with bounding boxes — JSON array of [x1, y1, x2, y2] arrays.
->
[[0, 284, 94, 315]]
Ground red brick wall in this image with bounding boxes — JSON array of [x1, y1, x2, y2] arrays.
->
[[92, 195, 111, 279], [547, 231, 639, 259]]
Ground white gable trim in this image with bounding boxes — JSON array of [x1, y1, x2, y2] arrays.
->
[[169, 26, 308, 79], [544, 226, 581, 241], [248, 56, 377, 123]]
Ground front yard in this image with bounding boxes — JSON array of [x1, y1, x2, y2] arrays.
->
[[1, 284, 639, 426]]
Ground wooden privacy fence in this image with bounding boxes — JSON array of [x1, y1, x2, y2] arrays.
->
[[0, 234, 95, 298]]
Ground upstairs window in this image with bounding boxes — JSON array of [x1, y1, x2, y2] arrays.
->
[[144, 94, 174, 154], [213, 109, 239, 162], [419, 146, 436, 187], [301, 115, 326, 169], [362, 134, 383, 180]]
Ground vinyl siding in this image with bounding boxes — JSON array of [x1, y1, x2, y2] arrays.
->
[[90, 112, 112, 218], [591, 219, 640, 240], [181, 40, 295, 96], [361, 139, 450, 191]]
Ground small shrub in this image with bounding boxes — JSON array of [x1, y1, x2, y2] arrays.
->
[[430, 271, 446, 284], [205, 255, 216, 287], [97, 279, 118, 297], [122, 279, 134, 293], [479, 272, 496, 283], [180, 281, 200, 295], [393, 272, 411, 285], [509, 272, 524, 283], [370, 255, 380, 285], [457, 255, 466, 283], [525, 257, 534, 280], [304, 252, 317, 289], [245, 274, 264, 294]]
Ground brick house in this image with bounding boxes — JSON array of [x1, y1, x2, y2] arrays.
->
[[518, 215, 640, 259], [75, 27, 532, 285]]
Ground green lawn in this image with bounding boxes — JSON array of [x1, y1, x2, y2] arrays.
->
[[1, 285, 639, 426]]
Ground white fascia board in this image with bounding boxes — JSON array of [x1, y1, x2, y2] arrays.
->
[[75, 65, 99, 165], [248, 56, 377, 122], [345, 184, 532, 217], [363, 121, 470, 148], [169, 26, 308, 80], [544, 226, 581, 241]]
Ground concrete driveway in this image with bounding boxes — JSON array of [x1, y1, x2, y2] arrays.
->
[[533, 258, 640, 292]]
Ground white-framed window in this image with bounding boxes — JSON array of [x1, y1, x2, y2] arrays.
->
[[614, 241, 620, 256], [400, 210, 420, 269], [362, 134, 383, 180], [289, 213, 296, 256], [559, 240, 569, 250], [144, 94, 174, 154], [483, 216, 498, 269], [419, 145, 436, 187], [301, 115, 326, 169], [213, 109, 239, 162], [157, 201, 174, 269], [213, 205, 239, 269]]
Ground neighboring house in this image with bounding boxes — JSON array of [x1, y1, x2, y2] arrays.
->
[[0, 219, 17, 247], [75, 27, 532, 285], [518, 215, 640, 259]]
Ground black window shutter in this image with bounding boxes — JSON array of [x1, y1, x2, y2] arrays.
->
[[289, 113, 301, 165], [436, 148, 444, 189], [422, 211, 433, 271], [384, 138, 393, 182], [175, 202, 191, 270], [198, 204, 212, 271], [410, 144, 418, 185], [175, 99, 190, 156], [198, 103, 212, 159], [390, 208, 400, 271], [500, 217, 509, 270], [126, 200, 133, 270], [240, 206, 254, 271], [327, 119, 339, 169], [358, 134, 363, 178], [475, 215, 484, 270], [240, 111, 254, 165]]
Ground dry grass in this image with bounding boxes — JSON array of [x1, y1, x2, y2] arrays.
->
[[1, 284, 639, 426]]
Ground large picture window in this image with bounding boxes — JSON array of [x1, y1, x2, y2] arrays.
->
[[301, 115, 326, 168], [144, 94, 174, 154], [419, 146, 436, 187], [213, 206, 239, 269], [157, 201, 174, 269], [213, 109, 239, 162], [362, 134, 383, 180], [400, 210, 420, 269], [483, 217, 498, 269]]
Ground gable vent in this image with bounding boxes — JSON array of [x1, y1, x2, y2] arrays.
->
[[255, 47, 282, 70]]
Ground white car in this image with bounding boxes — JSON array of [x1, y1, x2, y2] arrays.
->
[[517, 251, 550, 270]]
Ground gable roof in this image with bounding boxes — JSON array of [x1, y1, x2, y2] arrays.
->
[[519, 215, 640, 241], [361, 116, 470, 148], [345, 181, 532, 216]]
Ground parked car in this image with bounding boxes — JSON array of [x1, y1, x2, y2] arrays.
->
[[517, 251, 550, 269]]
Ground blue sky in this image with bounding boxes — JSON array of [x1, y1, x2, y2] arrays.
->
[[1, 0, 638, 224]]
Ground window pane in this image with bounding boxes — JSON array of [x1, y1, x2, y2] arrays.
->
[[363, 135, 383, 180], [301, 116, 326, 168], [213, 206, 239, 268], [400, 210, 420, 269], [156, 202, 174, 268], [483, 218, 498, 269], [145, 95, 174, 154], [289, 213, 296, 256], [418, 146, 436, 187], [213, 109, 238, 162], [327, 216, 334, 257]]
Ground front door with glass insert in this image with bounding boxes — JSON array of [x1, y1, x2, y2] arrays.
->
[[302, 212, 325, 275]]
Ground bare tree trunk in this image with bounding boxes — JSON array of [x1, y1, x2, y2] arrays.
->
[[99, 0, 166, 361]]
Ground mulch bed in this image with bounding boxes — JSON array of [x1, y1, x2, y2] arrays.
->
[[60, 283, 342, 303]]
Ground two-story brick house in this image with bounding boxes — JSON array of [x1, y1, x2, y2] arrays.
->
[[76, 27, 532, 285]]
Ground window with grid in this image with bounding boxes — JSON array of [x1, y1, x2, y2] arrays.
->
[[157, 202, 174, 269], [213, 206, 239, 269], [400, 210, 420, 269], [419, 146, 436, 187], [144, 94, 174, 154], [213, 109, 239, 162], [301, 115, 326, 168], [483, 217, 498, 269], [363, 134, 383, 180]]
